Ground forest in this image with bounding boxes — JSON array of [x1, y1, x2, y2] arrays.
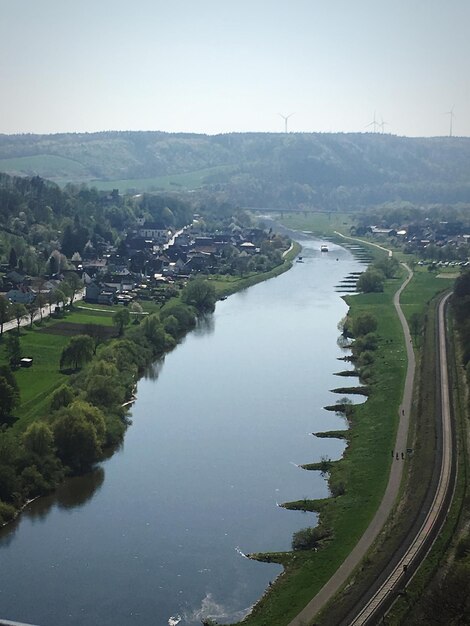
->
[[0, 131, 470, 210]]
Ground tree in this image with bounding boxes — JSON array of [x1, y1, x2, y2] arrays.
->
[[22, 422, 54, 457], [163, 314, 180, 338], [357, 268, 385, 293], [36, 292, 47, 321], [0, 295, 11, 337], [60, 282, 72, 308], [8, 247, 17, 269], [26, 300, 39, 328], [84, 323, 108, 354], [0, 376, 17, 423], [47, 288, 58, 314], [181, 278, 216, 313], [53, 411, 101, 473], [86, 375, 125, 410], [374, 257, 399, 278], [60, 335, 94, 370], [54, 289, 67, 312], [0, 365, 19, 403], [160, 301, 196, 331], [113, 308, 131, 336], [49, 384, 74, 411], [5, 332, 21, 368], [129, 301, 143, 320], [11, 303, 27, 334], [64, 273, 83, 308], [410, 311, 423, 337], [352, 313, 378, 337], [292, 526, 330, 550]]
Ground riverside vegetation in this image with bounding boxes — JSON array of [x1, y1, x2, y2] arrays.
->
[[0, 238, 298, 527], [0, 284, 204, 525], [226, 219, 456, 626]]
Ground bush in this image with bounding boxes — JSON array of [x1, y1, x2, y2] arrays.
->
[[0, 500, 16, 525], [292, 526, 331, 551], [352, 313, 378, 337]]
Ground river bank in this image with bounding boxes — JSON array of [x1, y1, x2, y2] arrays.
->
[[0, 231, 356, 626]]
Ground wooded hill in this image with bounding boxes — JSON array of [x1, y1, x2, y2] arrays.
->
[[0, 131, 469, 209]]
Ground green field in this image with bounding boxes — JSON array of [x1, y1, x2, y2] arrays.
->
[[278, 212, 355, 236], [0, 308, 116, 430], [0, 154, 89, 180], [87, 164, 236, 193]]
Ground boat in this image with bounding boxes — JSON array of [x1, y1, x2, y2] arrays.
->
[[321, 244, 329, 252]]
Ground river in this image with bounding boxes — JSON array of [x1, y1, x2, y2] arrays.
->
[[0, 231, 363, 626]]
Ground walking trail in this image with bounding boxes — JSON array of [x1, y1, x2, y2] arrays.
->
[[289, 236, 414, 626]]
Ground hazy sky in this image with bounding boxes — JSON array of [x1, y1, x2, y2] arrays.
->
[[1, 0, 469, 137]]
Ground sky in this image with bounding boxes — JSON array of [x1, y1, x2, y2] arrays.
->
[[1, 0, 469, 137]]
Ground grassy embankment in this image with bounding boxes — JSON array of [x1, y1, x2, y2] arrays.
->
[[0, 308, 115, 433], [232, 216, 453, 626], [382, 282, 469, 625], [316, 266, 453, 625]]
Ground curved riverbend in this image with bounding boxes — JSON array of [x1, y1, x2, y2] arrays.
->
[[0, 232, 362, 626]]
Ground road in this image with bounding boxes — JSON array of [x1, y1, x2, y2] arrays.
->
[[2, 291, 84, 334]]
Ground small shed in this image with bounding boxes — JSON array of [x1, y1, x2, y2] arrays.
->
[[20, 358, 33, 368]]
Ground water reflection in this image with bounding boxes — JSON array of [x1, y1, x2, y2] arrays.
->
[[193, 313, 215, 337], [0, 468, 105, 546], [56, 467, 104, 509], [145, 357, 165, 381]]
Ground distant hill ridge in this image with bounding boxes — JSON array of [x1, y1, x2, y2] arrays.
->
[[0, 131, 469, 208]]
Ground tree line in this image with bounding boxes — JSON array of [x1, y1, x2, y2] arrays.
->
[[0, 278, 216, 525]]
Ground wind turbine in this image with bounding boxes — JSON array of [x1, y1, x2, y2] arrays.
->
[[379, 117, 389, 134], [365, 111, 379, 133], [445, 106, 455, 137], [279, 112, 294, 133]]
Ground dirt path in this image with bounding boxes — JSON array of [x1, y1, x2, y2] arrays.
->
[[288, 258, 414, 626]]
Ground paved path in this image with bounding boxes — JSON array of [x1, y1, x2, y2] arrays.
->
[[1, 292, 84, 335], [288, 255, 414, 625]]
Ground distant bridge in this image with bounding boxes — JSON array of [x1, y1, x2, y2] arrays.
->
[[241, 207, 337, 215]]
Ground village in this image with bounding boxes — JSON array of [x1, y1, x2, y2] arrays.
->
[[0, 216, 288, 311]]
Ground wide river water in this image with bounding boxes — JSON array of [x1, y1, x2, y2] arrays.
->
[[0, 230, 363, 626]]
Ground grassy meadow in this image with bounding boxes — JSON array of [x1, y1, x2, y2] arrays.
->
[[0, 306, 117, 431]]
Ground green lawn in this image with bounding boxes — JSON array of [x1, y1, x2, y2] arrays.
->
[[279, 212, 355, 236], [0, 308, 117, 431], [87, 164, 236, 193], [401, 266, 453, 324], [0, 154, 89, 179]]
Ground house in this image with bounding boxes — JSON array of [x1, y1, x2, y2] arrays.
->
[[6, 270, 27, 285], [138, 223, 172, 244], [239, 242, 257, 254], [85, 281, 116, 305], [185, 252, 213, 272], [6, 286, 36, 304]]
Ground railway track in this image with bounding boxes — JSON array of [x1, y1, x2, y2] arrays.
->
[[348, 291, 456, 625]]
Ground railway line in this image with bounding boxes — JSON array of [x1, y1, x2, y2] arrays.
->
[[348, 291, 456, 625]]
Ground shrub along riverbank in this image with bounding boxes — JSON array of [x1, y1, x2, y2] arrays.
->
[[232, 254, 408, 626], [231, 230, 453, 626], [0, 244, 298, 527]]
